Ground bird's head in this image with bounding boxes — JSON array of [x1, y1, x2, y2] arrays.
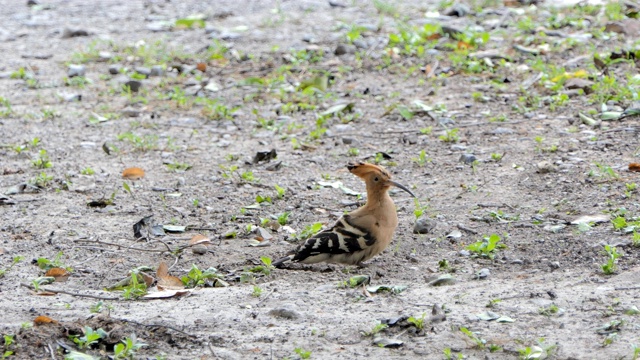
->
[[347, 162, 415, 197]]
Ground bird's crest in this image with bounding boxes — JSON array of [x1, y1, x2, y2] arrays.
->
[[347, 162, 391, 179]]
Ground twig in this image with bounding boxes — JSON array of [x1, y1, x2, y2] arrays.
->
[[456, 224, 478, 234], [20, 283, 119, 300], [74, 239, 171, 253], [117, 318, 198, 339], [256, 289, 276, 307], [46, 343, 55, 360], [614, 285, 640, 291]]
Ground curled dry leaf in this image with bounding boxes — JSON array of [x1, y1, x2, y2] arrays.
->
[[122, 167, 145, 180], [156, 261, 185, 290], [45, 267, 70, 282], [34, 315, 59, 325], [196, 62, 207, 72], [189, 234, 211, 246], [629, 163, 640, 172]]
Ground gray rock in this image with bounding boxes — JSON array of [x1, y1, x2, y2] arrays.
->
[[62, 28, 89, 38], [475, 268, 490, 279], [269, 304, 301, 320], [150, 65, 164, 77], [124, 80, 142, 92], [334, 44, 355, 56], [108, 65, 121, 75], [68, 64, 85, 77], [135, 67, 151, 77], [413, 217, 436, 234], [537, 161, 557, 173], [353, 39, 368, 49], [444, 3, 472, 17], [491, 127, 514, 135], [459, 153, 477, 164], [342, 137, 354, 145]]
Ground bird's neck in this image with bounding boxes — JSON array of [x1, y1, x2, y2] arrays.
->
[[364, 188, 393, 212]]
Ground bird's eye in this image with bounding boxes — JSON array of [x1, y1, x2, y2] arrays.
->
[[374, 177, 379, 182]]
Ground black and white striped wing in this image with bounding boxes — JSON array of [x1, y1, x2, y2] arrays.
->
[[292, 215, 376, 263]]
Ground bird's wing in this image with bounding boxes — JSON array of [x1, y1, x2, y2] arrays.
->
[[292, 215, 376, 262]]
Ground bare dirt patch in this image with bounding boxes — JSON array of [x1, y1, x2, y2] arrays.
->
[[1, 0, 640, 359]]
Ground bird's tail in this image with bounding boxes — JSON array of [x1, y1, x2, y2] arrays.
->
[[272, 254, 294, 268]]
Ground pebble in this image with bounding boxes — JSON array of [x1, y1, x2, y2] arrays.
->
[[342, 137, 354, 145], [334, 44, 355, 56], [413, 217, 436, 234], [459, 153, 477, 164], [108, 65, 121, 75], [124, 80, 142, 92], [269, 304, 301, 320], [192, 245, 208, 255], [537, 161, 557, 173], [68, 64, 85, 78], [62, 28, 89, 38], [135, 67, 151, 77], [150, 65, 164, 77], [491, 127, 514, 135], [475, 268, 490, 279]]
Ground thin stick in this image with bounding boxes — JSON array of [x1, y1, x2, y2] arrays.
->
[[614, 286, 640, 291], [117, 318, 197, 339], [20, 283, 120, 300]]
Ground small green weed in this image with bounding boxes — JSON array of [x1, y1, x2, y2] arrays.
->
[[601, 245, 620, 275], [466, 234, 505, 259]]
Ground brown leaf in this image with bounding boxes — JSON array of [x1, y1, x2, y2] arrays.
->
[[156, 261, 184, 290], [140, 272, 155, 288], [45, 267, 70, 282], [629, 163, 640, 172], [457, 41, 472, 50], [196, 62, 207, 72], [189, 234, 211, 246], [34, 315, 59, 325], [122, 167, 145, 180]]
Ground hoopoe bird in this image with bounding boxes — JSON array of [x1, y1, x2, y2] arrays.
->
[[273, 162, 415, 267]]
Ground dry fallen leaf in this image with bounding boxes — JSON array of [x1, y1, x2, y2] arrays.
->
[[34, 315, 59, 325], [156, 261, 185, 290], [143, 289, 192, 299], [196, 62, 207, 72], [45, 267, 70, 282], [189, 234, 211, 246], [122, 167, 145, 180], [629, 163, 640, 172]]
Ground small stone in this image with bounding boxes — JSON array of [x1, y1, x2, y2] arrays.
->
[[537, 161, 557, 173], [549, 261, 560, 270], [108, 65, 121, 75], [413, 217, 436, 234], [459, 154, 477, 164], [302, 34, 316, 43], [443, 3, 471, 16], [269, 304, 300, 320], [459, 250, 471, 256], [491, 127, 514, 135], [192, 245, 208, 255], [353, 39, 368, 49], [475, 268, 490, 279], [62, 28, 89, 38], [342, 137, 354, 145], [256, 227, 273, 241], [124, 80, 142, 92], [135, 67, 151, 77], [334, 44, 355, 56], [67, 64, 85, 78], [150, 65, 164, 77]]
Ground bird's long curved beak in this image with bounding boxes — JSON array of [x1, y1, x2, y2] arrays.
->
[[388, 180, 416, 198]]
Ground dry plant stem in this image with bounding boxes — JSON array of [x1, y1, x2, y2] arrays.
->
[[614, 286, 640, 290], [46, 343, 55, 360], [256, 289, 275, 307], [117, 318, 197, 339], [19, 283, 119, 300]]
